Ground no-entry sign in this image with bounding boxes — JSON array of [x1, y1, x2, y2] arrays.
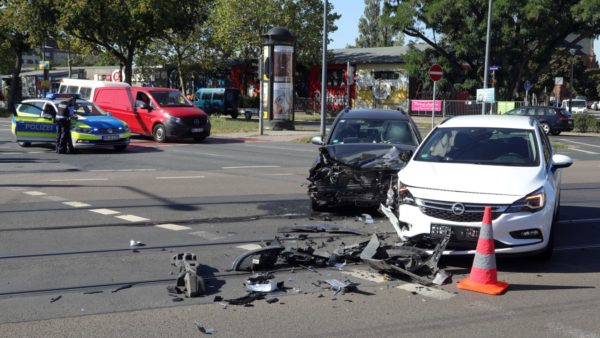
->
[[429, 64, 443, 82]]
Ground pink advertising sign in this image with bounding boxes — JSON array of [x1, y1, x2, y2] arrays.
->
[[411, 100, 442, 112]]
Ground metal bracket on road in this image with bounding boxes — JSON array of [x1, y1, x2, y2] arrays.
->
[[172, 252, 205, 298]]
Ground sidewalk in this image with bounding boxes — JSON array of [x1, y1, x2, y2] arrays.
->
[[211, 129, 320, 143]]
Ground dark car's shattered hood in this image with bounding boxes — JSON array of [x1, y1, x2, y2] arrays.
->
[[308, 144, 414, 208]]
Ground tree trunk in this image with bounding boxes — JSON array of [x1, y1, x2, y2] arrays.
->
[[7, 49, 23, 114], [177, 53, 185, 94], [67, 41, 72, 78], [124, 47, 135, 84]]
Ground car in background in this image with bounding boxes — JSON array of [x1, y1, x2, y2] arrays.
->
[[308, 109, 422, 211], [58, 78, 130, 101], [193, 88, 240, 119], [394, 115, 572, 259], [504, 106, 573, 135], [93, 86, 210, 142], [561, 99, 587, 114], [11, 93, 131, 151]]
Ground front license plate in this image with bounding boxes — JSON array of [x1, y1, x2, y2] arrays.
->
[[191, 128, 204, 133], [431, 224, 480, 241], [102, 135, 120, 141]]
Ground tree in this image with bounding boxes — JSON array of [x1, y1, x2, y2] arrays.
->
[[210, 0, 340, 67], [0, 0, 57, 113], [56, 0, 206, 84], [354, 0, 403, 48], [382, 0, 600, 100]]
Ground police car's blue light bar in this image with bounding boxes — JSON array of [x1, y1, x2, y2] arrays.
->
[[45, 93, 81, 100]]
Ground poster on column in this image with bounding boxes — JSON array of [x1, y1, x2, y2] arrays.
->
[[273, 82, 292, 120], [273, 46, 293, 82]]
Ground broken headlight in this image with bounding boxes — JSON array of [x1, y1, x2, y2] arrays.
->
[[398, 181, 415, 205], [507, 187, 545, 213]]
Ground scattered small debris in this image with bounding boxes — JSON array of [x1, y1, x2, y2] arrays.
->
[[112, 284, 134, 293], [334, 261, 346, 270], [225, 292, 265, 306], [213, 296, 223, 302], [172, 252, 205, 298], [172, 297, 184, 302], [83, 290, 103, 295], [266, 297, 279, 304], [361, 214, 374, 224], [321, 279, 360, 295], [50, 296, 62, 303], [318, 294, 325, 298], [129, 239, 145, 247], [344, 299, 353, 303], [194, 322, 215, 335]]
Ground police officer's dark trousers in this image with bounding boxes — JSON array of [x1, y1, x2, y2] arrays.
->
[[56, 119, 70, 154]]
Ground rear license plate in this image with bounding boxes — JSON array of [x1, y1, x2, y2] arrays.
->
[[102, 135, 120, 141], [431, 224, 480, 241], [191, 128, 203, 133]]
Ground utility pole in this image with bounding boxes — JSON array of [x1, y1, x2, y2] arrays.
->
[[320, 0, 328, 140], [481, 0, 492, 114]]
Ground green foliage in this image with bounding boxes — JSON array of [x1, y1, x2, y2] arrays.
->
[[573, 112, 598, 133], [239, 95, 259, 108], [383, 0, 600, 100], [354, 0, 403, 48]]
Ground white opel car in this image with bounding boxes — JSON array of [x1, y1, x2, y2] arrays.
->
[[395, 115, 573, 258]]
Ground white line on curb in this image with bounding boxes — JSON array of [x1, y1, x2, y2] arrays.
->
[[63, 201, 91, 208], [558, 138, 600, 149], [222, 165, 281, 169], [155, 176, 205, 180], [115, 214, 149, 223], [155, 223, 191, 231], [236, 244, 262, 251], [569, 148, 599, 155], [90, 208, 120, 215], [50, 178, 109, 182], [24, 191, 46, 196]]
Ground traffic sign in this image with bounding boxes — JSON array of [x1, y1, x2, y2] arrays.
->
[[111, 69, 121, 82], [523, 80, 533, 91], [429, 64, 443, 82], [489, 65, 500, 71]]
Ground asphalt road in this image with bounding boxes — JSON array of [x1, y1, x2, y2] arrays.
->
[[1, 117, 600, 337]]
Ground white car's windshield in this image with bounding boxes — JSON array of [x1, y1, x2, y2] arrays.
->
[[415, 127, 539, 166], [329, 119, 419, 146]]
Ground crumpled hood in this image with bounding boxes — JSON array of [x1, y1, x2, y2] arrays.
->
[[399, 160, 544, 197], [322, 144, 415, 170], [77, 115, 127, 129]]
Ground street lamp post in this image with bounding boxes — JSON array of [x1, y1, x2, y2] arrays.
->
[[320, 0, 328, 140], [481, 0, 493, 114], [568, 48, 576, 114]]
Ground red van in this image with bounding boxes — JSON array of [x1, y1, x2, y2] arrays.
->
[[93, 86, 210, 142]]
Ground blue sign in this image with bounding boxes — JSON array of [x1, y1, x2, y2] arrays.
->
[[489, 65, 500, 71], [524, 80, 533, 91]]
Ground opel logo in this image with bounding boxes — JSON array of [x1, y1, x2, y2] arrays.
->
[[451, 203, 466, 215], [107, 128, 113, 134], [194, 119, 200, 126]]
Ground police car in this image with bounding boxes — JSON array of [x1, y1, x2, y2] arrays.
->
[[11, 93, 131, 151]]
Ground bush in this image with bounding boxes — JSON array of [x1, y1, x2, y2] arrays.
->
[[239, 95, 259, 108], [0, 107, 11, 118], [573, 113, 597, 133], [594, 119, 600, 133]]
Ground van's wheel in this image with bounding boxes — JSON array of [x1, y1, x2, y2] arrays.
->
[[551, 130, 561, 136], [540, 122, 551, 135], [245, 112, 252, 120], [230, 113, 239, 119], [152, 124, 167, 143], [17, 141, 31, 147], [194, 136, 206, 142], [114, 144, 128, 151]]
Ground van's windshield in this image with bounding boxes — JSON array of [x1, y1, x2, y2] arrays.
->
[[150, 91, 193, 107]]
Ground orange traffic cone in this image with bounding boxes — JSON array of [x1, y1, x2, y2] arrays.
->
[[457, 206, 509, 295]]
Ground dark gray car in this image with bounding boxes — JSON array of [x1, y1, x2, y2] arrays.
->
[[505, 106, 574, 135]]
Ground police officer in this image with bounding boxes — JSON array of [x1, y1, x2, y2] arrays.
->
[[56, 97, 76, 154]]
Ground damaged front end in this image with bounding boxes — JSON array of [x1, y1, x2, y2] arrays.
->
[[308, 145, 412, 210]]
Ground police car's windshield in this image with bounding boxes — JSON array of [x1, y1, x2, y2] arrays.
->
[[150, 91, 193, 107], [73, 101, 106, 116]]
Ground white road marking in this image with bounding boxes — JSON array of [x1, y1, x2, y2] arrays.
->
[[51, 178, 108, 182], [569, 148, 600, 155], [555, 244, 600, 252], [90, 208, 120, 215], [6, 187, 26, 191], [188, 230, 230, 240], [115, 214, 149, 223], [2, 152, 21, 155], [397, 283, 455, 300], [24, 191, 46, 196], [43, 195, 67, 202], [341, 269, 387, 283], [26, 151, 44, 154], [236, 244, 262, 251], [63, 201, 91, 208], [89, 169, 156, 172], [155, 223, 191, 231], [155, 176, 205, 180], [222, 165, 281, 169], [558, 138, 600, 149]]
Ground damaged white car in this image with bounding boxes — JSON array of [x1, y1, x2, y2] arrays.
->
[[308, 109, 421, 211], [383, 115, 572, 259]]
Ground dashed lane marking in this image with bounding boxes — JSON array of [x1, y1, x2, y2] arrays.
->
[[155, 176, 205, 180], [90, 208, 120, 215], [188, 230, 229, 240], [115, 214, 150, 223], [236, 244, 262, 251], [569, 148, 600, 155], [558, 138, 600, 149], [24, 191, 46, 196], [51, 178, 108, 182], [397, 283, 455, 300], [89, 169, 157, 172], [222, 165, 281, 169], [155, 223, 191, 231], [63, 201, 91, 208], [341, 268, 387, 283], [42, 195, 67, 202]]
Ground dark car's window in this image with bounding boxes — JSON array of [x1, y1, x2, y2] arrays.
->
[[151, 91, 193, 107], [329, 119, 419, 146], [201, 92, 211, 100], [544, 108, 556, 116], [416, 127, 539, 166], [506, 107, 526, 115]]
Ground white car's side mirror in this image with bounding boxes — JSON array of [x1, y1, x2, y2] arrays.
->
[[552, 154, 573, 169], [311, 136, 324, 145]]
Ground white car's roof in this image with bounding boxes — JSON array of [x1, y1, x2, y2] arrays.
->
[[439, 115, 535, 130]]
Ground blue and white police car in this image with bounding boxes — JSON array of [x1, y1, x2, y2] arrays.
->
[[11, 93, 131, 151]]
